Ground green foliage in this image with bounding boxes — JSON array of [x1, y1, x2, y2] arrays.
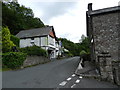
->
[[0, 27, 2, 51], [59, 38, 78, 56], [79, 37, 90, 53], [68, 52, 73, 57], [58, 35, 90, 56], [10, 35, 20, 47], [20, 45, 47, 57], [79, 36, 90, 60], [2, 27, 15, 53], [63, 49, 73, 57], [80, 50, 87, 56], [2, 1, 45, 35], [80, 50, 90, 61], [2, 52, 27, 69]]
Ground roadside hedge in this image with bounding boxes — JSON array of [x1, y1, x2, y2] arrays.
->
[[2, 52, 27, 69], [19, 45, 47, 57]]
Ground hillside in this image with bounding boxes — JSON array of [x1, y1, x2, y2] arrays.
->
[[2, 1, 45, 35]]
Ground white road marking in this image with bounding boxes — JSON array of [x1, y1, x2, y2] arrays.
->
[[67, 77, 72, 81], [75, 79, 80, 83], [71, 84, 76, 88], [59, 81, 67, 86], [79, 76, 83, 79], [78, 63, 83, 69], [72, 74, 75, 77]]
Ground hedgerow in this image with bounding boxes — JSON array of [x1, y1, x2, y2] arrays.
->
[[20, 45, 47, 57], [2, 52, 27, 69]]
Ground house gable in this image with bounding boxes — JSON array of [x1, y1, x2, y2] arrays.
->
[[49, 31, 55, 38]]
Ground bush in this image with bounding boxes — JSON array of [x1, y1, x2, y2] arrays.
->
[[20, 45, 47, 57], [2, 52, 27, 69], [2, 27, 15, 53], [10, 35, 20, 47], [80, 50, 90, 61], [68, 52, 73, 57], [80, 50, 87, 56]]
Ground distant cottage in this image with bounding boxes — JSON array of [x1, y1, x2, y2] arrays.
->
[[16, 26, 62, 59], [86, 3, 120, 85]]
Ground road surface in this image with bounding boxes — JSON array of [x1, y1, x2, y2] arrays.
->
[[2, 57, 118, 88]]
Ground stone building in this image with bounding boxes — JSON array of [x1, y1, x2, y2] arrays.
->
[[86, 3, 120, 85]]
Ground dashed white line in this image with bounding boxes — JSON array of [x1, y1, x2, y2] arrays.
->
[[79, 76, 83, 79], [75, 79, 80, 83], [59, 81, 67, 86], [67, 77, 72, 81], [71, 84, 76, 88], [72, 74, 75, 77]]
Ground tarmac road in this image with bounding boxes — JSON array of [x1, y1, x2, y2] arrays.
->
[[2, 57, 80, 88], [2, 56, 118, 88]]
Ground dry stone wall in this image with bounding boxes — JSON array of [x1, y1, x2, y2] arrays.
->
[[22, 56, 50, 67]]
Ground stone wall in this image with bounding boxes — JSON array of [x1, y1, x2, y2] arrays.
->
[[92, 11, 120, 83], [22, 56, 50, 67], [118, 11, 120, 62], [92, 12, 119, 62], [112, 61, 120, 85]]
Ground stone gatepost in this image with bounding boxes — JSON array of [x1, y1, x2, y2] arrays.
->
[[97, 52, 113, 82], [112, 61, 120, 85]]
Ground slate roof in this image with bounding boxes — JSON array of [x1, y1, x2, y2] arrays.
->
[[88, 6, 120, 15], [16, 26, 55, 39]]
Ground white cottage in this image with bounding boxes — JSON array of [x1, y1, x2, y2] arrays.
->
[[16, 26, 62, 59]]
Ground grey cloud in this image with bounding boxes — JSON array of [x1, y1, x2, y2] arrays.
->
[[33, 2, 77, 23]]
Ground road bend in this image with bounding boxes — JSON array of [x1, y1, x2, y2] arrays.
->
[[3, 57, 80, 88]]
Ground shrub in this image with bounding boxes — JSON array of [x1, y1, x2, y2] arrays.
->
[[80, 50, 87, 56], [2, 52, 27, 69], [68, 52, 73, 57], [80, 50, 90, 61], [10, 35, 20, 47], [20, 45, 47, 57], [2, 27, 15, 53]]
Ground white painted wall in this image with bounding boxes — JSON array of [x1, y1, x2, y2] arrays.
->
[[48, 35, 55, 47], [34, 37, 39, 46], [20, 37, 40, 48], [41, 36, 48, 46], [20, 38, 31, 48]]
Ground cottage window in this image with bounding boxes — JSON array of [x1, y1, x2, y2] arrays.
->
[[31, 42, 34, 45], [31, 37, 34, 44]]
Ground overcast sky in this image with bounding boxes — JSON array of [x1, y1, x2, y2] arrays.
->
[[18, 0, 120, 43]]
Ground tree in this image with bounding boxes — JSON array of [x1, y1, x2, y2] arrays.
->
[[58, 38, 79, 56], [2, 27, 15, 53], [2, 1, 45, 35], [79, 34, 86, 43], [58, 35, 90, 56], [10, 35, 20, 47], [80, 37, 90, 53]]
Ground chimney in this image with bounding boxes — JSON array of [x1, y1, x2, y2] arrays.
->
[[88, 3, 92, 11], [118, 1, 120, 6]]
